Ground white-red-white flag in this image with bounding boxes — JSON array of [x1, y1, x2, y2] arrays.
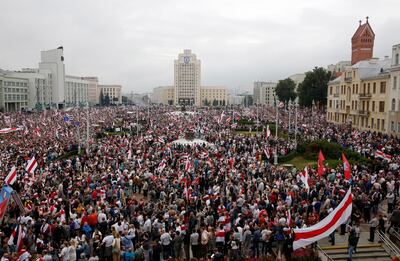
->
[[127, 149, 132, 160], [286, 209, 292, 226], [34, 127, 41, 137], [300, 166, 309, 191], [0, 127, 22, 134], [374, 150, 392, 161], [266, 125, 271, 139], [263, 148, 270, 159], [184, 158, 191, 172], [293, 189, 353, 250], [158, 159, 167, 172], [25, 157, 38, 175], [5, 166, 17, 185]]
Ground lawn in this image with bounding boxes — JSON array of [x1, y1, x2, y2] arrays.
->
[[284, 156, 315, 170]]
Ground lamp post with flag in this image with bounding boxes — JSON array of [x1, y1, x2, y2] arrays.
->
[[86, 101, 90, 155], [288, 100, 291, 142], [273, 94, 278, 165]]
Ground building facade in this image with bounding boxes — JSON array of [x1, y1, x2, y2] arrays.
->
[[388, 44, 400, 135], [200, 86, 227, 106], [98, 85, 122, 105], [0, 70, 29, 112], [65, 76, 89, 107], [152, 86, 174, 105], [153, 49, 227, 106], [253, 82, 276, 106], [174, 49, 201, 106], [327, 58, 390, 133], [82, 77, 99, 105], [0, 47, 122, 110], [38, 47, 66, 109], [326, 19, 400, 135]]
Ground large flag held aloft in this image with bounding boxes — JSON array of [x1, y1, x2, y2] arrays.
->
[[342, 153, 351, 180], [5, 166, 17, 185], [0, 186, 13, 222], [26, 157, 38, 175], [293, 188, 353, 250], [318, 150, 325, 177]]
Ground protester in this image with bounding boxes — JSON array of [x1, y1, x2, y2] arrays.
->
[[0, 105, 398, 261]]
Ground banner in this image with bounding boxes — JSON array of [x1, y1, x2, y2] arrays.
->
[[293, 188, 352, 250]]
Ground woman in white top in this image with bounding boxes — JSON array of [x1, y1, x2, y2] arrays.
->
[[59, 242, 70, 261], [69, 239, 77, 261], [112, 232, 121, 261]]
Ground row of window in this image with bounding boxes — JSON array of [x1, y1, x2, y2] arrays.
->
[[5, 94, 28, 101], [329, 81, 387, 95], [390, 121, 400, 132], [3, 81, 28, 87], [328, 99, 385, 112], [4, 88, 28, 93]]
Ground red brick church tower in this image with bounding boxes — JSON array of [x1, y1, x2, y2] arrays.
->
[[351, 17, 375, 65]]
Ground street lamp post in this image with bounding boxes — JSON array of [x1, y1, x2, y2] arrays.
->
[[295, 101, 298, 149], [274, 95, 278, 165], [288, 100, 291, 142], [86, 101, 89, 154]]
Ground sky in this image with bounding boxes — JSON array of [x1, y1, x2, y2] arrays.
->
[[1, 0, 399, 94]]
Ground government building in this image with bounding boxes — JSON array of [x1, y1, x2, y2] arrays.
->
[[152, 50, 227, 106], [0, 47, 122, 112], [327, 18, 400, 136]]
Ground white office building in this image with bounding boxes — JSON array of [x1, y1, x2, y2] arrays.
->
[[153, 49, 227, 106], [174, 49, 201, 106], [38, 47, 66, 108], [253, 82, 277, 106]]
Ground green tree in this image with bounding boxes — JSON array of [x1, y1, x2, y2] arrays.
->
[[99, 90, 104, 106], [298, 67, 331, 107], [275, 78, 297, 103], [104, 93, 110, 106], [243, 95, 253, 107]]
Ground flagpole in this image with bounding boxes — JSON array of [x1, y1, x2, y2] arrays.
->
[[86, 101, 89, 155], [288, 100, 291, 142], [136, 106, 139, 136], [274, 95, 278, 165], [295, 101, 298, 149], [256, 103, 259, 135]]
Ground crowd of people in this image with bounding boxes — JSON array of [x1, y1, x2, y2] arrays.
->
[[0, 105, 399, 261]]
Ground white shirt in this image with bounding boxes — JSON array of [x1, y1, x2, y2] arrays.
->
[[59, 246, 70, 261], [98, 212, 107, 223], [102, 235, 115, 247], [160, 232, 172, 245]]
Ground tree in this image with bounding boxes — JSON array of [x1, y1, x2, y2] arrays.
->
[[212, 99, 218, 106], [243, 95, 253, 107], [298, 67, 332, 107], [99, 90, 104, 106], [104, 94, 110, 106], [275, 78, 297, 103]]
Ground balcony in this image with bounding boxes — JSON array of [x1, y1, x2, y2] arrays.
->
[[344, 77, 352, 83], [359, 93, 372, 99], [358, 110, 370, 116], [333, 93, 339, 98]]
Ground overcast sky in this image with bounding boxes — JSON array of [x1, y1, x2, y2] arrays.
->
[[1, 0, 399, 94]]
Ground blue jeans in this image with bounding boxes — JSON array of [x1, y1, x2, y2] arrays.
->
[[348, 245, 354, 260]]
